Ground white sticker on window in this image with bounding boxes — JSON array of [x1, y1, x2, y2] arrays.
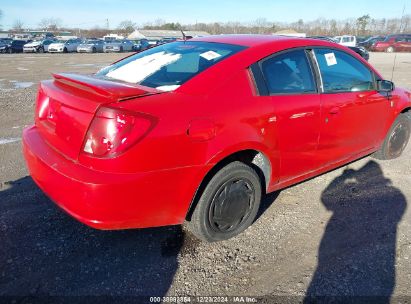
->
[[156, 85, 181, 92], [200, 51, 221, 61], [324, 52, 337, 66]]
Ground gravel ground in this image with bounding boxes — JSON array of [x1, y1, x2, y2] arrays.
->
[[0, 51, 411, 303]]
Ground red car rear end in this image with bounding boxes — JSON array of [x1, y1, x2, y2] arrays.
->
[[22, 36, 411, 242], [371, 34, 411, 52]]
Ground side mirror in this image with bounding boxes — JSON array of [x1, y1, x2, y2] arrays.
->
[[377, 80, 394, 92]]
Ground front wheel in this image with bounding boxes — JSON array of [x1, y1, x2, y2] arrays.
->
[[186, 161, 262, 242], [37, 47, 44, 53], [373, 113, 411, 160]]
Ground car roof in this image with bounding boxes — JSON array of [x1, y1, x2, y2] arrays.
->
[[190, 34, 339, 48]]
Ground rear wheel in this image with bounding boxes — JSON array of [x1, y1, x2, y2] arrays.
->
[[63, 47, 68, 53], [386, 46, 395, 53], [186, 161, 262, 242], [373, 113, 411, 160], [37, 47, 44, 53]]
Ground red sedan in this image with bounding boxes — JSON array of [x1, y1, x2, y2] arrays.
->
[[23, 35, 411, 242], [371, 34, 411, 52]]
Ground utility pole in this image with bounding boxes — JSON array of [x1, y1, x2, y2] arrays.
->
[[399, 4, 406, 33], [106, 18, 109, 30]]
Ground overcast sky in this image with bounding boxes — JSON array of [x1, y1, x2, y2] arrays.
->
[[0, 0, 409, 29]]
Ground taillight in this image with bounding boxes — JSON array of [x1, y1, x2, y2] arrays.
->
[[82, 106, 155, 158]]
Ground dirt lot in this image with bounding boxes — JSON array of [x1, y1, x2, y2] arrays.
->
[[0, 51, 411, 302]]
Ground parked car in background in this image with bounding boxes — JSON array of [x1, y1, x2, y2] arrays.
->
[[334, 35, 357, 47], [358, 36, 385, 50], [147, 39, 159, 47], [103, 39, 134, 52], [371, 34, 411, 52], [77, 39, 105, 53], [0, 38, 13, 44], [131, 39, 150, 52], [23, 39, 55, 53], [309, 36, 369, 61], [48, 39, 83, 53], [347, 45, 369, 61], [0, 41, 7, 52], [23, 35, 411, 242], [356, 36, 371, 44], [0, 40, 32, 53], [156, 37, 178, 45]]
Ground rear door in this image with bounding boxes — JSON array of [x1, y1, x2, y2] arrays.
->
[[257, 49, 322, 182], [312, 48, 391, 165]]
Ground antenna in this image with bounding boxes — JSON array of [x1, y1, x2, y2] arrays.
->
[[180, 29, 186, 42], [390, 4, 406, 82]]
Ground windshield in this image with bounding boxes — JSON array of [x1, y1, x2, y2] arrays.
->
[[96, 41, 246, 91]]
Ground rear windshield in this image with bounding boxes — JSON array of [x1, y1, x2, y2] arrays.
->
[[96, 41, 246, 91]]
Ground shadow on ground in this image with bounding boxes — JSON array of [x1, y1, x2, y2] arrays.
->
[[304, 160, 406, 303], [0, 176, 192, 298]]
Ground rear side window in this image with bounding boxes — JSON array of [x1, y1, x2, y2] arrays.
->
[[314, 49, 375, 93], [261, 49, 316, 94], [97, 41, 246, 91]]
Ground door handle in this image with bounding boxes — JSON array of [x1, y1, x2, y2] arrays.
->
[[329, 107, 340, 114]]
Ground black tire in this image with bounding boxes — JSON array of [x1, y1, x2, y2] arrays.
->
[[119, 46, 123, 52], [373, 113, 411, 160], [37, 47, 44, 53], [186, 161, 262, 242], [63, 47, 68, 53], [92, 47, 96, 53]]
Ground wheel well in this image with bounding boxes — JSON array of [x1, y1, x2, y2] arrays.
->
[[185, 149, 271, 221], [401, 107, 411, 119]]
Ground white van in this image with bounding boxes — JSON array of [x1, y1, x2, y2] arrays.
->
[[334, 35, 357, 47]]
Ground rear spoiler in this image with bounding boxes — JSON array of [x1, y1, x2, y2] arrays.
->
[[52, 73, 161, 102]]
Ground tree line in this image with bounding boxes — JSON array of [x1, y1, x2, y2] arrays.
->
[[2, 13, 411, 37]]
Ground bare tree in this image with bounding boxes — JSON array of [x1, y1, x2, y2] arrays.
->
[[117, 20, 136, 32], [38, 18, 62, 31], [12, 19, 24, 32], [356, 14, 370, 35]]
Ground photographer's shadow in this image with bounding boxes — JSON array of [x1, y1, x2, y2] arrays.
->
[[305, 161, 406, 302]]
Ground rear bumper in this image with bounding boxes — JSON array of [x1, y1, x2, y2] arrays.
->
[[22, 126, 207, 230]]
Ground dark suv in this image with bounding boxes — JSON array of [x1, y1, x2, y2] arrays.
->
[[132, 39, 150, 51], [358, 36, 386, 50], [371, 34, 411, 52], [0, 40, 32, 53]]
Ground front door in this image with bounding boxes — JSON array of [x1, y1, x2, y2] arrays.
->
[[313, 48, 391, 165]]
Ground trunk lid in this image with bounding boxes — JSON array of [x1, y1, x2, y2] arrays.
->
[[35, 73, 160, 160]]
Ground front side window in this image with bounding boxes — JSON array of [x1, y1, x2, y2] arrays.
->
[[314, 48, 375, 93], [97, 41, 246, 91], [260, 49, 316, 94]]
